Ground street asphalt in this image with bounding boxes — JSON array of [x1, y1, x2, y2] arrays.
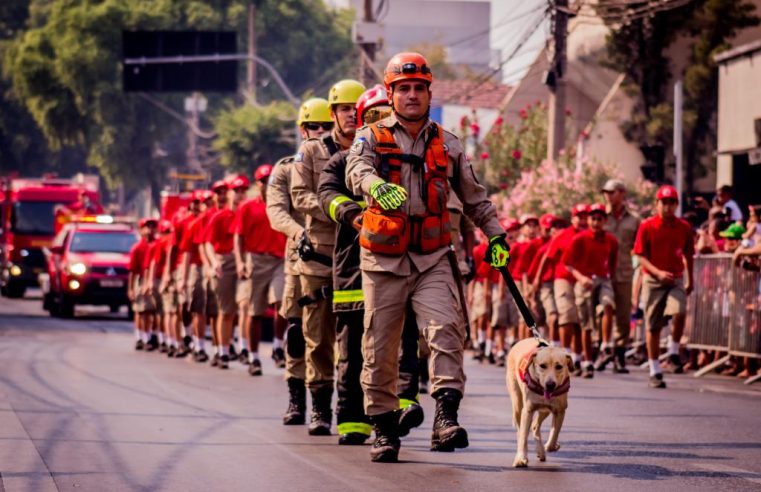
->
[[0, 291, 760, 492]]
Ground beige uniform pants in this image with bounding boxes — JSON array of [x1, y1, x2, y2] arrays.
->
[[300, 274, 336, 390], [612, 280, 633, 348], [283, 273, 305, 380], [361, 256, 466, 416]]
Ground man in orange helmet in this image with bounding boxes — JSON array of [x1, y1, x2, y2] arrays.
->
[[346, 53, 508, 462]]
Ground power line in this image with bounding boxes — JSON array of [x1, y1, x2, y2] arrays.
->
[[448, 4, 547, 49]]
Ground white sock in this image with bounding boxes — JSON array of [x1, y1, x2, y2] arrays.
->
[[158, 332, 165, 344], [248, 351, 259, 363], [477, 329, 486, 344], [485, 339, 493, 355], [507, 335, 516, 347], [134, 330, 141, 341], [140, 331, 149, 343], [272, 337, 282, 350], [572, 353, 581, 364], [220, 345, 229, 357], [668, 340, 680, 355], [649, 359, 662, 376], [603, 341, 613, 350], [239, 339, 249, 352], [584, 361, 594, 369]]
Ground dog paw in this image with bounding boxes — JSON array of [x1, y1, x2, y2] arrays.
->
[[513, 455, 529, 468], [546, 442, 561, 452], [537, 451, 546, 462]]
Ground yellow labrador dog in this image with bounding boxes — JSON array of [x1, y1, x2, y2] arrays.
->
[[507, 338, 573, 467]]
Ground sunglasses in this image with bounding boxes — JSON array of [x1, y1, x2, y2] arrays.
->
[[394, 62, 432, 76], [303, 122, 333, 131]]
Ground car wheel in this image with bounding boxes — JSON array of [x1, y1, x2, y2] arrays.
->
[[59, 296, 75, 318], [5, 283, 26, 299]]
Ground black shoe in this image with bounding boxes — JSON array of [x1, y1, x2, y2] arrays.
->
[[487, 352, 496, 365], [582, 365, 594, 379], [182, 335, 193, 350], [339, 432, 369, 445], [283, 378, 306, 425], [613, 347, 630, 373], [668, 354, 684, 374], [210, 353, 220, 367], [229, 344, 238, 360], [370, 411, 401, 463], [248, 359, 262, 376], [594, 349, 614, 372], [430, 389, 468, 452], [496, 353, 506, 367], [419, 381, 428, 394], [159, 342, 168, 353], [308, 387, 332, 436], [175, 347, 190, 358], [166, 346, 176, 358], [573, 360, 582, 377], [194, 350, 209, 363], [649, 373, 666, 388], [272, 347, 286, 369], [146, 334, 159, 351], [239, 348, 249, 364], [218, 354, 230, 370], [398, 403, 425, 437], [135, 340, 144, 351]]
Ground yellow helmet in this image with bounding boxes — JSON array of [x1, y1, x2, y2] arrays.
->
[[328, 79, 366, 106], [297, 98, 331, 126]]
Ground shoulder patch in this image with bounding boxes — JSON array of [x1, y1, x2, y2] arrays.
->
[[350, 137, 367, 155], [294, 152, 304, 162]]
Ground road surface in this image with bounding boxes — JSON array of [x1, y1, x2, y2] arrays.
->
[[1, 292, 760, 491]]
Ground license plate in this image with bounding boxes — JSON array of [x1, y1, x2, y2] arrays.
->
[[100, 279, 124, 288]]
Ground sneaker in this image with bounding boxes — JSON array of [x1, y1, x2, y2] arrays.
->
[[229, 344, 238, 360], [159, 342, 168, 353], [487, 352, 496, 365], [175, 347, 190, 358], [166, 346, 176, 358], [272, 347, 286, 369], [248, 359, 262, 376], [182, 335, 193, 350], [649, 373, 666, 388], [594, 350, 614, 372], [210, 353, 220, 367], [146, 334, 159, 351], [194, 350, 209, 363], [496, 353, 506, 367], [135, 340, 144, 351], [668, 354, 684, 374], [582, 365, 594, 379], [573, 361, 582, 377], [218, 355, 230, 370], [238, 348, 249, 364]]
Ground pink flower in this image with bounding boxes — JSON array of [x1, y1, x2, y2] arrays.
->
[[501, 170, 509, 177], [460, 116, 468, 129], [519, 109, 528, 120], [493, 116, 503, 126], [499, 183, 508, 190], [470, 123, 480, 137], [512, 149, 522, 160], [565, 107, 572, 116], [480, 151, 489, 160]]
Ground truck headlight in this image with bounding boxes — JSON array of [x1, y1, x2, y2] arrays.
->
[[69, 263, 87, 275], [9, 265, 22, 276], [68, 279, 81, 290]]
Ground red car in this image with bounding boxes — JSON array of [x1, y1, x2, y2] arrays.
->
[[43, 217, 137, 318]]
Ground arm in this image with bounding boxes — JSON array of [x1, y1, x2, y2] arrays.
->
[[266, 163, 306, 241], [609, 236, 619, 279], [290, 142, 331, 222], [233, 233, 247, 279], [204, 243, 220, 277], [346, 128, 385, 197], [635, 254, 673, 284], [563, 239, 592, 288], [530, 251, 549, 294]]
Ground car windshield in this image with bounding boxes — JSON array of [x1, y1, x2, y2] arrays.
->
[[10, 201, 60, 236], [69, 231, 137, 254]]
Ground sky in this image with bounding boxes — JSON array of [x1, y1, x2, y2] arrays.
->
[[324, 0, 549, 85]]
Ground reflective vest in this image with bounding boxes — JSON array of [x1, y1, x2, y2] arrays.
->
[[359, 122, 452, 255]]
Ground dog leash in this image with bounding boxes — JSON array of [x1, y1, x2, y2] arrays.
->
[[497, 266, 549, 348]]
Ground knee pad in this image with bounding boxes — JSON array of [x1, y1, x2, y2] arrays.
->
[[286, 319, 305, 358]]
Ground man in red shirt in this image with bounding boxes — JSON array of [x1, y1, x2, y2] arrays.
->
[[194, 186, 223, 366], [468, 233, 499, 362], [526, 214, 562, 345], [564, 203, 619, 378], [488, 219, 521, 365], [179, 191, 208, 362], [161, 206, 191, 357], [546, 204, 589, 375], [634, 185, 694, 388], [128, 218, 158, 350], [234, 165, 287, 376], [204, 175, 247, 370], [146, 220, 173, 354]]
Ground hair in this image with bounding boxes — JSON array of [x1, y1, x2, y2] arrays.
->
[[718, 184, 733, 195], [682, 211, 700, 229], [750, 205, 761, 220]]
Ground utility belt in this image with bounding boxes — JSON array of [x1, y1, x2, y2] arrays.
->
[[359, 209, 451, 256], [297, 285, 333, 307]]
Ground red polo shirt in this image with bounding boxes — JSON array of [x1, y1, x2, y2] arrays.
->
[[509, 240, 528, 280], [233, 197, 286, 258], [128, 238, 150, 275], [151, 235, 171, 278], [180, 215, 203, 266], [546, 226, 582, 283], [634, 215, 694, 277], [528, 240, 553, 283], [517, 237, 545, 279], [563, 229, 619, 279], [204, 208, 235, 254]]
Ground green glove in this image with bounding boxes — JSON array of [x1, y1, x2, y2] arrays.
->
[[369, 180, 408, 211], [486, 234, 511, 268]]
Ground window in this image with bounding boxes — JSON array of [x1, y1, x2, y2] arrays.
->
[[69, 232, 137, 254]]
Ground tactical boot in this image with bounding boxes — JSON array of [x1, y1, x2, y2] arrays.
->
[[370, 411, 401, 463], [613, 347, 629, 374], [398, 402, 425, 437], [308, 387, 332, 436], [430, 389, 469, 452], [283, 378, 306, 425]]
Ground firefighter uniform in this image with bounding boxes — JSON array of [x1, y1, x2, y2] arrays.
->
[[346, 114, 504, 416]]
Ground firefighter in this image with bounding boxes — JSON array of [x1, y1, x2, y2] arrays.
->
[[266, 97, 332, 425], [290, 79, 366, 435], [345, 53, 508, 462]]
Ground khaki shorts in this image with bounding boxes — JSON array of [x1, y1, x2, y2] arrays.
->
[[470, 281, 488, 320], [554, 278, 579, 325], [236, 253, 285, 316], [574, 277, 615, 331], [150, 285, 163, 315], [539, 281, 557, 318], [132, 277, 156, 314], [212, 253, 237, 315], [643, 275, 686, 332], [279, 272, 303, 320], [491, 284, 519, 328], [187, 264, 206, 314], [203, 267, 218, 318], [161, 274, 179, 314]]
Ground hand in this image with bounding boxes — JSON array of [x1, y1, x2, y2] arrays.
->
[[297, 232, 315, 261], [685, 279, 693, 296], [656, 269, 675, 285], [485, 234, 511, 269], [369, 181, 407, 211], [580, 275, 593, 289], [214, 264, 223, 279], [236, 264, 248, 280], [733, 247, 745, 266], [464, 256, 476, 283]]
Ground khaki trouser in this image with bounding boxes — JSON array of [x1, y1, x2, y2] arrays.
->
[[361, 256, 466, 416], [612, 280, 632, 347], [283, 273, 305, 380], [300, 274, 336, 390]]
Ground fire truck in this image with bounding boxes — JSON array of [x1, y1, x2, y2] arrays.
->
[[0, 174, 101, 298]]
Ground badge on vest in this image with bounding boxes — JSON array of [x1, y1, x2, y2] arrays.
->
[[350, 137, 366, 155], [295, 152, 304, 162]]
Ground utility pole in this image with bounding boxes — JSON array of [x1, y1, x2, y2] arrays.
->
[[360, 0, 376, 86], [547, 0, 568, 165], [674, 80, 684, 216], [247, 2, 257, 103]]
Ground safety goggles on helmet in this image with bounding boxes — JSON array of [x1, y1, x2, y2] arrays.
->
[[303, 122, 334, 131], [395, 62, 432, 77], [362, 105, 392, 125]]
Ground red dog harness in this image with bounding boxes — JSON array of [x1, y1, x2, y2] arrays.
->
[[518, 348, 571, 401]]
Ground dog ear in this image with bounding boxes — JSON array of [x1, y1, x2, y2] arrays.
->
[[565, 354, 574, 373]]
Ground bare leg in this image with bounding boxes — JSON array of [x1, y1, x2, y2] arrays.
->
[[646, 328, 661, 360], [249, 316, 262, 354], [601, 306, 613, 344], [582, 330, 594, 363]]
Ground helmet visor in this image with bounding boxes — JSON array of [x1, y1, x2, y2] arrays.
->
[[362, 105, 392, 125], [398, 62, 432, 77]]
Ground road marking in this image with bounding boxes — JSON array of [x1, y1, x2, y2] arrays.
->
[[693, 463, 761, 485]]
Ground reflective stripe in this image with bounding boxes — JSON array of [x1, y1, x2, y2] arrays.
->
[[357, 200, 367, 209], [399, 397, 419, 409], [332, 289, 364, 303], [337, 422, 372, 436], [329, 195, 352, 223]]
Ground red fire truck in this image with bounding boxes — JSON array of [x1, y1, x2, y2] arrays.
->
[[0, 175, 101, 298]]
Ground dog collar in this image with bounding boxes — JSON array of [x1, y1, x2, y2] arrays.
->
[[518, 348, 571, 400]]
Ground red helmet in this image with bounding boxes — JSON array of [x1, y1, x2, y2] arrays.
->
[[356, 84, 391, 127], [226, 174, 250, 190], [211, 180, 228, 192], [656, 185, 679, 202], [383, 52, 433, 91], [254, 164, 273, 182]]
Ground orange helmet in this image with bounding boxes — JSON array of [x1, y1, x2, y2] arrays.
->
[[383, 52, 433, 91]]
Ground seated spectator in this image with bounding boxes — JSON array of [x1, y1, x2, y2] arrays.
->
[[715, 185, 744, 222], [719, 223, 745, 253], [742, 205, 760, 246]]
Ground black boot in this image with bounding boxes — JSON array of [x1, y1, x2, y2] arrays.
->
[[283, 378, 306, 425], [398, 402, 425, 437], [613, 347, 630, 374], [430, 389, 469, 452], [370, 411, 401, 463], [308, 386, 332, 436]]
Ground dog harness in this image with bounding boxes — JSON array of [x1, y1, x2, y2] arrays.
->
[[518, 348, 571, 401]]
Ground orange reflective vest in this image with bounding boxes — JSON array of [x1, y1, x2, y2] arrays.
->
[[359, 122, 451, 255]]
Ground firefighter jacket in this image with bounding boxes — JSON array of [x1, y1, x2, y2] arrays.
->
[[317, 150, 365, 313], [266, 155, 305, 276]]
